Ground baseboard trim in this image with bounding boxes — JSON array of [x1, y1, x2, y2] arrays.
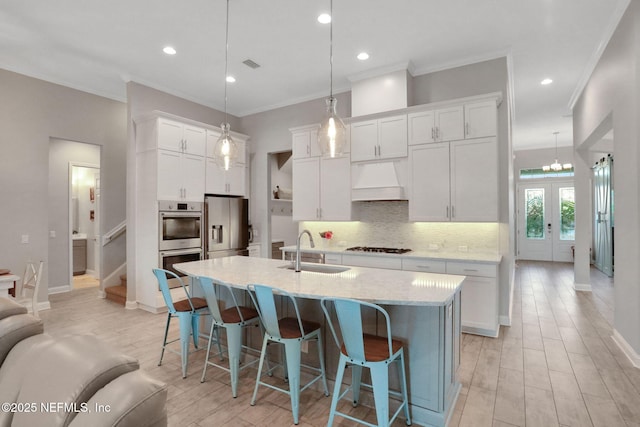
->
[[97, 290, 106, 298], [48, 285, 72, 294], [574, 282, 592, 292], [125, 301, 138, 310], [499, 315, 512, 326], [612, 329, 640, 369]]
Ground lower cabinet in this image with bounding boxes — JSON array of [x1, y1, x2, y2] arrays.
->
[[446, 262, 499, 337], [340, 254, 402, 270]]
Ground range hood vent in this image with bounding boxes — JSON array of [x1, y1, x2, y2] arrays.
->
[[351, 160, 408, 201]]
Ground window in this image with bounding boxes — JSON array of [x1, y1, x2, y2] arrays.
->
[[520, 168, 574, 179], [525, 188, 544, 239], [559, 187, 575, 240]]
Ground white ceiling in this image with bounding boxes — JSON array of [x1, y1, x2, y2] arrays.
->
[[0, 0, 629, 150]]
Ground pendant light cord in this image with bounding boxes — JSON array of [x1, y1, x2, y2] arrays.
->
[[329, 0, 333, 99], [224, 0, 230, 125]]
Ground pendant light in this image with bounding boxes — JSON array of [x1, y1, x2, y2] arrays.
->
[[318, 0, 346, 158], [542, 132, 572, 172], [213, 0, 238, 171]]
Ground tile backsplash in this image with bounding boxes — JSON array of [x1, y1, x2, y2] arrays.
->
[[300, 201, 498, 253]]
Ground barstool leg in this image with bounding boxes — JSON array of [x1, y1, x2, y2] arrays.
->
[[284, 341, 302, 425], [226, 324, 242, 398], [201, 320, 217, 383], [316, 333, 329, 396], [328, 354, 347, 427], [399, 351, 412, 425], [178, 312, 192, 378], [159, 313, 171, 366], [351, 365, 363, 406], [370, 363, 390, 427], [251, 335, 270, 406]]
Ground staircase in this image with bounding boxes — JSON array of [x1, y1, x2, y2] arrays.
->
[[105, 274, 127, 306]]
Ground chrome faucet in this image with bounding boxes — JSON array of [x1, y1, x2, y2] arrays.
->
[[295, 229, 315, 272]]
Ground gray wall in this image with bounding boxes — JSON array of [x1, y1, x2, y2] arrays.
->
[[572, 0, 640, 355], [0, 68, 127, 303], [48, 140, 100, 288]]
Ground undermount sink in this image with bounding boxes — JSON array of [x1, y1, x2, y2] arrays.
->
[[279, 263, 350, 274]]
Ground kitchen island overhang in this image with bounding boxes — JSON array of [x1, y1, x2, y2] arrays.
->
[[175, 256, 465, 427]]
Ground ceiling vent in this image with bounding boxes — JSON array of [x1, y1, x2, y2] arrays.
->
[[242, 59, 260, 69]]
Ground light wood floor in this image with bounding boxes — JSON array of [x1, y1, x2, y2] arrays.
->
[[40, 261, 640, 426], [72, 273, 100, 289]]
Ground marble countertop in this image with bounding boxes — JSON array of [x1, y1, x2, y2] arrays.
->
[[280, 245, 502, 264], [175, 256, 464, 306]]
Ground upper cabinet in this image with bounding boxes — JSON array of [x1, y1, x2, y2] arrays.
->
[[408, 106, 464, 145], [157, 118, 206, 156], [350, 114, 407, 162], [205, 129, 248, 197], [464, 100, 497, 139], [292, 125, 321, 159]]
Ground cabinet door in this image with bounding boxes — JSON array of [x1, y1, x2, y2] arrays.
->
[[341, 254, 402, 270], [450, 138, 498, 221], [157, 119, 184, 153], [319, 156, 351, 220], [157, 150, 183, 200], [464, 100, 497, 138], [435, 106, 464, 141], [378, 115, 407, 159], [226, 165, 246, 196], [205, 158, 227, 194], [459, 276, 498, 336], [408, 110, 435, 145], [350, 120, 378, 162], [181, 154, 205, 201], [292, 129, 320, 159], [292, 157, 320, 221], [183, 125, 206, 156], [408, 143, 450, 221]]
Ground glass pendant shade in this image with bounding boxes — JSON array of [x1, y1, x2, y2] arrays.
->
[[318, 97, 346, 158], [213, 122, 237, 171]]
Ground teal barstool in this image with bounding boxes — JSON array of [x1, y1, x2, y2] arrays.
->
[[321, 297, 411, 427], [153, 268, 209, 378], [196, 276, 261, 397], [248, 284, 329, 425]]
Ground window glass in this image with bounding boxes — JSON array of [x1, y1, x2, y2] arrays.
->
[[526, 189, 545, 239], [559, 187, 575, 240]]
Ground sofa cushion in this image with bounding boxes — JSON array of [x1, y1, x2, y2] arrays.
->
[[0, 297, 27, 320], [11, 334, 140, 427], [0, 313, 43, 365], [0, 334, 55, 427], [69, 370, 168, 427]]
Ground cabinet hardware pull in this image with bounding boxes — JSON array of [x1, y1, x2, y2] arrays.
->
[[465, 122, 469, 136], [431, 127, 435, 140], [417, 265, 431, 269], [378, 145, 381, 156], [463, 269, 479, 272], [446, 206, 449, 218], [436, 127, 440, 140]]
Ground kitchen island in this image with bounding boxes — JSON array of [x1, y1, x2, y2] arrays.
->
[[176, 256, 465, 427]]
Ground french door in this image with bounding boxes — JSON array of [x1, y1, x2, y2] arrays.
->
[[518, 182, 575, 262]]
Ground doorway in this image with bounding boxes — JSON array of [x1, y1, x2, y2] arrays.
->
[[70, 163, 101, 289], [518, 181, 575, 262], [268, 151, 297, 258]]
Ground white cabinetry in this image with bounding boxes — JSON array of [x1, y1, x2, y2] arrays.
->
[[464, 100, 497, 139], [340, 254, 402, 270], [292, 156, 351, 221], [157, 149, 205, 201], [408, 106, 464, 145], [205, 130, 248, 196], [446, 262, 498, 337], [409, 137, 497, 222], [350, 115, 407, 162], [157, 118, 206, 155], [402, 258, 447, 274], [292, 126, 321, 159]]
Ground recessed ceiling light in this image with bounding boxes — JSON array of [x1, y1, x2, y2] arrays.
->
[[226, 76, 236, 83], [163, 46, 177, 55], [317, 13, 331, 24], [541, 78, 553, 85], [357, 52, 370, 61]]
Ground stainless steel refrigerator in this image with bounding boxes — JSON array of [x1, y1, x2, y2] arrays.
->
[[204, 196, 250, 258]]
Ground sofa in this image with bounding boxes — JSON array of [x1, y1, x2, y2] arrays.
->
[[0, 297, 168, 427]]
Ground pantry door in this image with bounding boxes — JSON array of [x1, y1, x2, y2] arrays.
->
[[518, 182, 575, 262]]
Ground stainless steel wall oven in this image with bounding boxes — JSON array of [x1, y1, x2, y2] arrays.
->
[[158, 201, 202, 251]]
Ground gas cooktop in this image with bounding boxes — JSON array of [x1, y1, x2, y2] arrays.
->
[[345, 246, 412, 254]]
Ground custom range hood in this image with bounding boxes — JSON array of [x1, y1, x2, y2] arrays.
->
[[351, 159, 408, 201], [349, 64, 413, 201]]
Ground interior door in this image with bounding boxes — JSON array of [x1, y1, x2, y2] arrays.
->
[[518, 182, 575, 262], [593, 157, 613, 276]]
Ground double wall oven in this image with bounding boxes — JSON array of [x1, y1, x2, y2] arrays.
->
[[158, 201, 203, 281]]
